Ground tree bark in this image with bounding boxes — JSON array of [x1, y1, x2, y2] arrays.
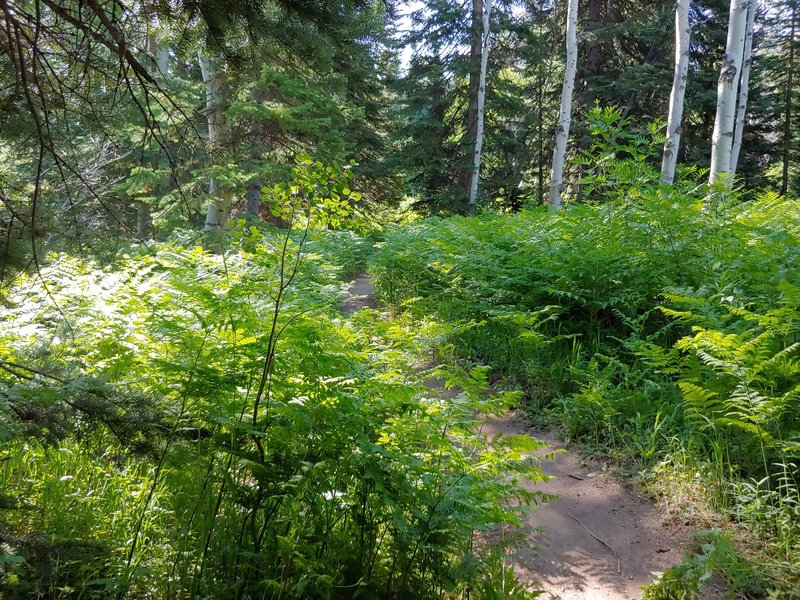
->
[[136, 202, 152, 240], [661, 0, 690, 184], [583, 0, 604, 104], [462, 0, 483, 194], [709, 0, 750, 185], [549, 0, 579, 209], [468, 0, 491, 210], [730, 0, 756, 175], [155, 46, 170, 75], [137, 29, 172, 240], [199, 53, 231, 231], [244, 83, 267, 217], [782, 2, 797, 196], [537, 68, 545, 206]]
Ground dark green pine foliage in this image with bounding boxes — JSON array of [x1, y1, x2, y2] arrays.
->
[[389, 1, 469, 213], [390, 1, 561, 213], [391, 51, 463, 213], [756, 0, 800, 196], [577, 0, 674, 113], [483, 3, 561, 209], [214, 0, 397, 217], [571, 0, 782, 192], [0, 0, 395, 269], [573, 0, 674, 160]]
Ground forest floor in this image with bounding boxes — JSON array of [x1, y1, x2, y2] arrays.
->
[[343, 273, 697, 600], [483, 417, 696, 600]]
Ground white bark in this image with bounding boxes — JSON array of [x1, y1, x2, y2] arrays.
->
[[155, 47, 170, 75], [468, 0, 491, 209], [661, 0, 691, 184], [709, 0, 751, 185], [549, 0, 579, 209], [199, 53, 231, 231], [730, 0, 756, 174]]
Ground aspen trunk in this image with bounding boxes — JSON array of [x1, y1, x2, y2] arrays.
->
[[661, 0, 690, 184], [709, 0, 750, 185], [464, 0, 483, 194], [782, 2, 797, 196], [199, 54, 231, 231], [155, 47, 170, 75], [730, 0, 756, 175], [468, 0, 491, 209], [549, 0, 579, 209]]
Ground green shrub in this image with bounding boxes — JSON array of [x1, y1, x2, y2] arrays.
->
[[0, 218, 547, 598]]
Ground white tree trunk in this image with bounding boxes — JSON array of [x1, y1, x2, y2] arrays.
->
[[199, 53, 231, 231], [468, 0, 491, 209], [549, 0, 579, 209], [709, 0, 751, 185], [730, 0, 756, 174], [155, 47, 170, 75], [661, 0, 691, 184]]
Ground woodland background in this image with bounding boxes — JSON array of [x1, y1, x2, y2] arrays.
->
[[1, 1, 799, 599]]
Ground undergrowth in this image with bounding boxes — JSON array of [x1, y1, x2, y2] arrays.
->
[[0, 161, 547, 598], [370, 111, 800, 597]]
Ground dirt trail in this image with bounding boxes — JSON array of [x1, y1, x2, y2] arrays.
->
[[483, 416, 692, 600], [341, 273, 377, 313], [342, 274, 692, 599]]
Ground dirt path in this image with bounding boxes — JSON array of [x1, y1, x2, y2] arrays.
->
[[341, 273, 377, 313], [342, 274, 691, 599], [483, 416, 692, 600]]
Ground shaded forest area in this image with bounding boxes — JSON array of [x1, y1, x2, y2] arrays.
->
[[1, 0, 799, 598]]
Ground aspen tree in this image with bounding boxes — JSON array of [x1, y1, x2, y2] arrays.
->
[[464, 0, 483, 194], [199, 54, 231, 231], [549, 0, 579, 209], [661, 0, 690, 184], [730, 0, 756, 174], [468, 0, 491, 209], [709, 0, 751, 185]]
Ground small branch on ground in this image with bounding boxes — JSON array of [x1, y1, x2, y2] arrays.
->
[[567, 510, 622, 575]]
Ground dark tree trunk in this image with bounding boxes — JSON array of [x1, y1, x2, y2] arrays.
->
[[537, 68, 545, 206], [462, 0, 483, 193], [582, 0, 604, 106], [585, 0, 603, 78], [782, 2, 797, 196]]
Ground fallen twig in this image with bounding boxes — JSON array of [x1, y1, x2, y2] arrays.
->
[[567, 510, 621, 574]]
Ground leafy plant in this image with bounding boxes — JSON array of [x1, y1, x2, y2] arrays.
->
[[642, 530, 760, 600]]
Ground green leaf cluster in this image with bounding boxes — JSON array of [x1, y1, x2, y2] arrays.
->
[[372, 176, 800, 595], [0, 218, 545, 597]]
